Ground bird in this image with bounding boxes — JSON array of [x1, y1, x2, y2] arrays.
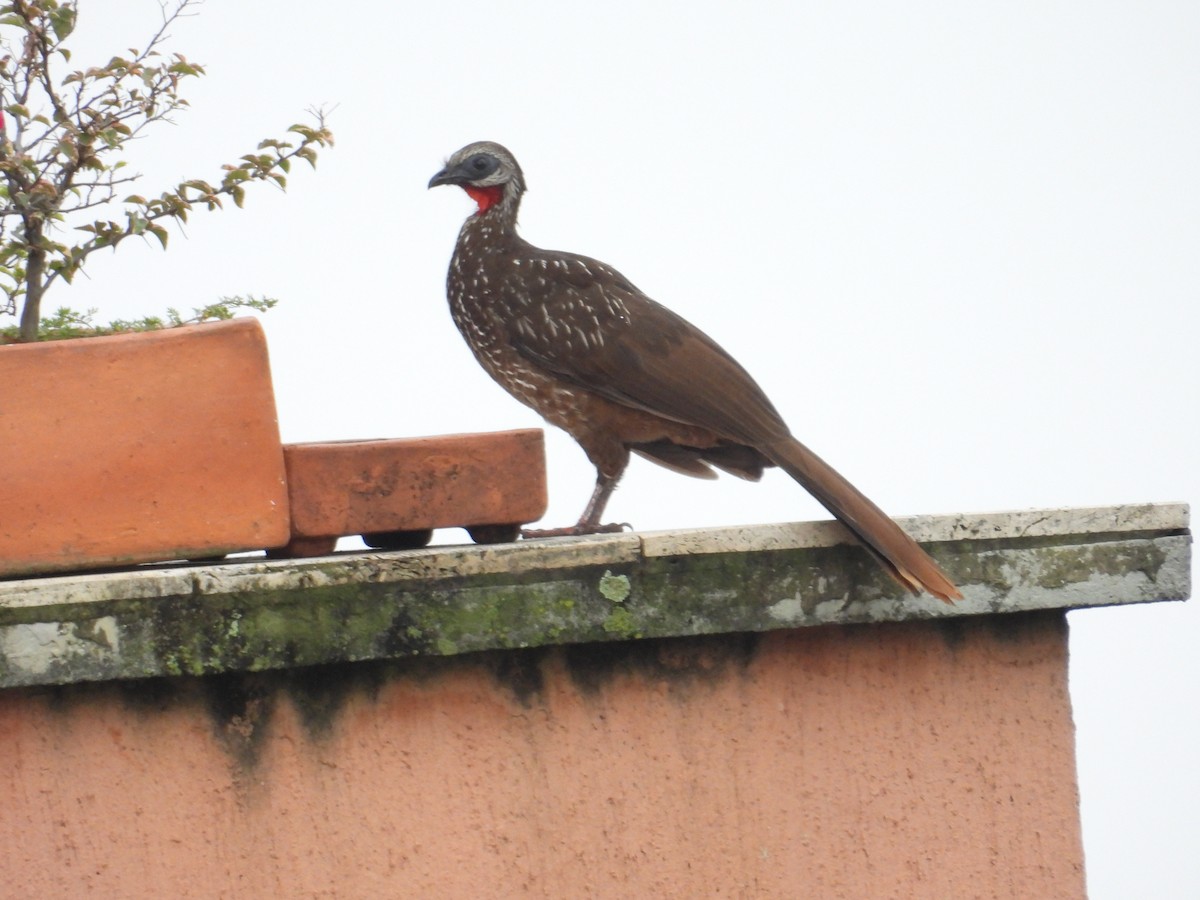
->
[[428, 141, 961, 603]]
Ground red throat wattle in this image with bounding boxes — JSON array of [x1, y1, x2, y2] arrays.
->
[[463, 184, 503, 214]]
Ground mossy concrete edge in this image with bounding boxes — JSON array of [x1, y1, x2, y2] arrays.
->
[[0, 503, 1189, 689]]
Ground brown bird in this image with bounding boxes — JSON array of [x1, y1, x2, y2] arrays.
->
[[429, 141, 961, 603]]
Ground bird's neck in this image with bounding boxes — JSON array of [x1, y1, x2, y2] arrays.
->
[[462, 181, 521, 228], [463, 185, 504, 214], [455, 196, 523, 260]]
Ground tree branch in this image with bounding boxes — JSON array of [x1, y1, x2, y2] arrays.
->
[[0, 1, 333, 339]]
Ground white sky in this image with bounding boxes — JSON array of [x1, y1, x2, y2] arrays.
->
[[16, 2, 1197, 895]]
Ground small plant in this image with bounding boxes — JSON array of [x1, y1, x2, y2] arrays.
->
[[0, 293, 278, 341], [0, 0, 333, 342]]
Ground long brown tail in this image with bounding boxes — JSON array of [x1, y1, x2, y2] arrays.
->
[[764, 437, 961, 603]]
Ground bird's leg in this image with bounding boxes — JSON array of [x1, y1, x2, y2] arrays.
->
[[576, 469, 623, 531], [521, 469, 627, 539]]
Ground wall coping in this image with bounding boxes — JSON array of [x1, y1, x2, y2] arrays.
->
[[0, 502, 1188, 689]]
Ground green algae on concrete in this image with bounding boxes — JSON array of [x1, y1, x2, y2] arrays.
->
[[598, 571, 632, 603]]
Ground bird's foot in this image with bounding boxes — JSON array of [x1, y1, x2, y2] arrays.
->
[[521, 522, 630, 540]]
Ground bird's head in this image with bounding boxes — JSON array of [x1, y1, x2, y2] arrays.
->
[[428, 141, 525, 215]]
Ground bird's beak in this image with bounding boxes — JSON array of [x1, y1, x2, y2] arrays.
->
[[428, 164, 465, 189]]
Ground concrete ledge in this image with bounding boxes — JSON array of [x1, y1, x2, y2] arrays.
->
[[0, 502, 1188, 689]]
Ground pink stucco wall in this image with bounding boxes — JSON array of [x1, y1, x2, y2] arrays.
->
[[0, 613, 1083, 897]]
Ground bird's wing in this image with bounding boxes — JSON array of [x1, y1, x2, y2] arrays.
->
[[501, 249, 962, 603], [502, 252, 791, 445]]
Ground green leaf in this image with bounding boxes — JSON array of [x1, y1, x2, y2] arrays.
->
[[147, 224, 169, 249], [49, 6, 76, 41], [168, 56, 204, 77], [55, 138, 78, 162]]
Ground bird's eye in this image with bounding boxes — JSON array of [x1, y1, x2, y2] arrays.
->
[[467, 153, 499, 176]]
